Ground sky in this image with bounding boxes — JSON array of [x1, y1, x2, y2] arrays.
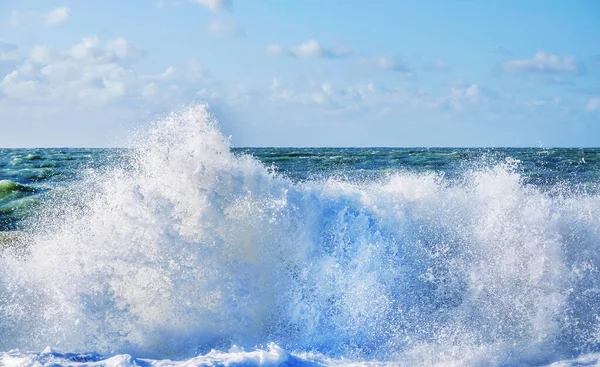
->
[[0, 0, 599, 147]]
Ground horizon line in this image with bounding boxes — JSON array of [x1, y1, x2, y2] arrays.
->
[[1, 146, 599, 150]]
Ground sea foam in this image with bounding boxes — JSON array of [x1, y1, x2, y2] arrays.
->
[[0, 105, 599, 366]]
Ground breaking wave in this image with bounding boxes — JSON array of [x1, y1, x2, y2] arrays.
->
[[1, 105, 600, 366]]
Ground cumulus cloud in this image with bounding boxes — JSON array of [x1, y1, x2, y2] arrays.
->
[[30, 45, 56, 64], [294, 40, 351, 58], [192, 0, 232, 11], [518, 97, 561, 109], [502, 51, 578, 73], [268, 77, 382, 114], [266, 76, 462, 115], [144, 58, 206, 83], [586, 98, 600, 112], [465, 84, 479, 98], [266, 40, 352, 59], [45, 6, 70, 26], [294, 40, 328, 58], [206, 19, 243, 37], [105, 37, 144, 60], [66, 37, 144, 63], [268, 79, 489, 116], [0, 37, 148, 105], [266, 44, 286, 56], [4, 8, 70, 28], [269, 77, 299, 102], [446, 84, 481, 111], [362, 56, 410, 74], [310, 81, 340, 105], [375, 56, 409, 73]]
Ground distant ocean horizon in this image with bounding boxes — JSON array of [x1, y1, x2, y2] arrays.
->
[[1, 106, 600, 366], [3, 145, 598, 148]]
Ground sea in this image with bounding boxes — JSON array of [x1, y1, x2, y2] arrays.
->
[[1, 105, 600, 366]]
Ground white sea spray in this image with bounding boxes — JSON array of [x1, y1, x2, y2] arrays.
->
[[0, 105, 599, 366]]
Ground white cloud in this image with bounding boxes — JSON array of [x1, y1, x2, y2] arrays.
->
[[446, 84, 481, 111], [586, 98, 600, 112], [293, 40, 351, 59], [1, 39, 215, 114], [142, 58, 205, 82], [45, 6, 70, 26], [465, 84, 479, 98], [502, 51, 578, 73], [4, 8, 71, 28], [362, 56, 410, 74], [143, 66, 176, 81], [106, 37, 144, 60], [293, 40, 324, 58], [266, 44, 286, 56], [70, 37, 101, 60], [30, 45, 54, 64], [0, 37, 149, 105], [266, 40, 352, 59], [343, 83, 376, 103], [518, 97, 561, 109], [321, 81, 333, 95], [66, 36, 143, 63], [267, 78, 381, 113], [192, 0, 232, 11], [206, 19, 243, 37], [311, 92, 326, 105], [311, 81, 341, 105], [163, 66, 177, 78], [376, 56, 409, 73], [269, 77, 299, 102]]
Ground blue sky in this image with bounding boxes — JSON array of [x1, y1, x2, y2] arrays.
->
[[0, 0, 599, 147]]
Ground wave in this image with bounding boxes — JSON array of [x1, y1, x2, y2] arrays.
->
[[0, 180, 36, 199], [0, 105, 599, 366], [0, 344, 294, 366], [0, 180, 40, 231], [3, 347, 600, 366]]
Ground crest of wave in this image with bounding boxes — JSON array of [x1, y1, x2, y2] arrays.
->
[[0, 105, 599, 366]]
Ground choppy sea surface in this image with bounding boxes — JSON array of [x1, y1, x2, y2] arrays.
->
[[1, 105, 600, 366]]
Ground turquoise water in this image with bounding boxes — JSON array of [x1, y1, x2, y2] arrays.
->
[[0, 148, 125, 231]]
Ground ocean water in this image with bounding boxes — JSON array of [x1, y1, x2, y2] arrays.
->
[[1, 105, 600, 366]]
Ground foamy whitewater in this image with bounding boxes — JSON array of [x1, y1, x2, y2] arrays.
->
[[1, 105, 600, 366]]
